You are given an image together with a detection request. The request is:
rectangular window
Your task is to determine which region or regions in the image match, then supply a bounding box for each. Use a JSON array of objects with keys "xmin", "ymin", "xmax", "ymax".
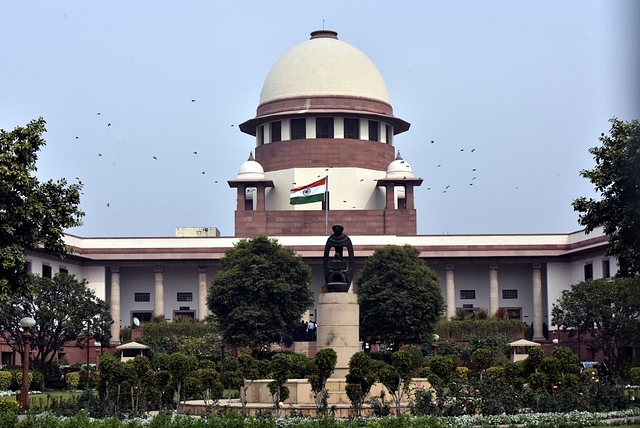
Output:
[
  {"xmin": 502, "ymin": 289, "xmax": 518, "ymax": 299},
  {"xmin": 271, "ymin": 121, "xmax": 281, "ymax": 142},
  {"xmin": 369, "ymin": 120, "xmax": 379, "ymax": 141},
  {"xmin": 174, "ymin": 310, "xmax": 195, "ymax": 321},
  {"xmin": 602, "ymin": 259, "xmax": 610, "ymax": 278},
  {"xmin": 134, "ymin": 292, "xmax": 151, "ymax": 302},
  {"xmin": 59, "ymin": 267, "xmax": 68, "ymax": 274},
  {"xmin": 316, "ymin": 118, "xmax": 334, "ymax": 138},
  {"xmin": 132, "ymin": 312, "xmax": 152, "ymax": 324},
  {"xmin": 584, "ymin": 263, "xmax": 593, "ymax": 281},
  {"xmin": 344, "ymin": 118, "xmax": 360, "ymax": 139},
  {"xmin": 386, "ymin": 124, "xmax": 393, "ymax": 144},
  {"xmin": 460, "ymin": 290, "xmax": 476, "ymax": 300},
  {"xmin": 177, "ymin": 292, "xmax": 193, "ymax": 302},
  {"xmin": 26, "ymin": 261, "xmax": 32, "ymax": 274},
  {"xmin": 290, "ymin": 118, "xmax": 306, "ymax": 140},
  {"xmin": 42, "ymin": 265, "xmax": 52, "ymax": 279}
]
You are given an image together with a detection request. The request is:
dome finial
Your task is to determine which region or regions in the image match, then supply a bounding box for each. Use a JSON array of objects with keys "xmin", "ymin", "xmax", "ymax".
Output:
[
  {"xmin": 310, "ymin": 30, "xmax": 338, "ymax": 40},
  {"xmin": 248, "ymin": 151, "xmax": 255, "ymax": 161},
  {"xmin": 396, "ymin": 150, "xmax": 403, "ymax": 160}
]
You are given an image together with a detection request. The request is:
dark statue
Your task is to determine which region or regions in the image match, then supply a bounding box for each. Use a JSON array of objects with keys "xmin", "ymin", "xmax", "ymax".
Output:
[{"xmin": 323, "ymin": 224, "xmax": 354, "ymax": 292}]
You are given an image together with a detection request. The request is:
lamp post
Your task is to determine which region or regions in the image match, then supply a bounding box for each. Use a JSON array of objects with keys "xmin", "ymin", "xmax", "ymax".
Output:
[
  {"xmin": 19, "ymin": 317, "xmax": 36, "ymax": 409},
  {"xmin": 432, "ymin": 334, "xmax": 440, "ymax": 356}
]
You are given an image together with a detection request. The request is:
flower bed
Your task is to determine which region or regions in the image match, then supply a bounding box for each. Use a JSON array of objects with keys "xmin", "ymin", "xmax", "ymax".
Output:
[{"xmin": 1, "ymin": 408, "xmax": 639, "ymax": 428}]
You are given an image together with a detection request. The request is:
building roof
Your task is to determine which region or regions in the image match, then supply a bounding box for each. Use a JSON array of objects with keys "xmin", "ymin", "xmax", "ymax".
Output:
[{"xmin": 259, "ymin": 30, "xmax": 390, "ymax": 106}]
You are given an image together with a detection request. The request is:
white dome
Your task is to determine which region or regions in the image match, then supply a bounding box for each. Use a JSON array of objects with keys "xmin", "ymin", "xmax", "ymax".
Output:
[
  {"xmin": 237, "ymin": 153, "xmax": 264, "ymax": 179},
  {"xmin": 386, "ymin": 152, "xmax": 414, "ymax": 178},
  {"xmin": 259, "ymin": 30, "xmax": 390, "ymax": 105}
]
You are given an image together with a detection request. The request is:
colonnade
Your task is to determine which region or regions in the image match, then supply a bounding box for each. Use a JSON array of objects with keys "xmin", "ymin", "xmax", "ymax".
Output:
[
  {"xmin": 445, "ymin": 263, "xmax": 545, "ymax": 341},
  {"xmin": 109, "ymin": 266, "xmax": 209, "ymax": 344}
]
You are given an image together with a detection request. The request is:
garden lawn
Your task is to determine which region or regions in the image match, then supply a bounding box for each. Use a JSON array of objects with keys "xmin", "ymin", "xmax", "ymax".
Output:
[{"xmin": 5, "ymin": 390, "xmax": 87, "ymax": 410}]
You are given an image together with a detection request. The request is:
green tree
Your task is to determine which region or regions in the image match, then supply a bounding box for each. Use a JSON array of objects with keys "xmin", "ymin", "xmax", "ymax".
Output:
[
  {"xmin": 158, "ymin": 352, "xmax": 198, "ymax": 414},
  {"xmin": 356, "ymin": 245, "xmax": 445, "ymax": 347},
  {"xmin": 572, "ymin": 118, "xmax": 640, "ymax": 277},
  {"xmin": 526, "ymin": 346, "xmax": 545, "ymax": 374},
  {"xmin": 345, "ymin": 352, "xmax": 379, "ymax": 417},
  {"xmin": 0, "ymin": 273, "xmax": 112, "ymax": 378},
  {"xmin": 378, "ymin": 349, "xmax": 414, "ymax": 415},
  {"xmin": 307, "ymin": 348, "xmax": 337, "ymax": 416},
  {"xmin": 471, "ymin": 348, "xmax": 492, "ymax": 380},
  {"xmin": 268, "ymin": 353, "xmax": 293, "ymax": 416},
  {"xmin": 226, "ymin": 353, "xmax": 269, "ymax": 416},
  {"xmin": 207, "ymin": 236, "xmax": 314, "ymax": 351},
  {"xmin": 552, "ymin": 277, "xmax": 640, "ymax": 368},
  {"xmin": 0, "ymin": 117, "xmax": 84, "ymax": 296},
  {"xmin": 200, "ymin": 368, "xmax": 223, "ymax": 407}
]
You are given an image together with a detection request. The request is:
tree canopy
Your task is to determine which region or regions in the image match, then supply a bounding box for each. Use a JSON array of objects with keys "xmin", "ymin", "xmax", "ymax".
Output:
[
  {"xmin": 0, "ymin": 118, "xmax": 84, "ymax": 296},
  {"xmin": 356, "ymin": 244, "xmax": 445, "ymax": 346},
  {"xmin": 572, "ymin": 118, "xmax": 640, "ymax": 277},
  {"xmin": 551, "ymin": 276, "xmax": 640, "ymax": 367},
  {"xmin": 0, "ymin": 273, "xmax": 112, "ymax": 373},
  {"xmin": 207, "ymin": 235, "xmax": 314, "ymax": 351}
]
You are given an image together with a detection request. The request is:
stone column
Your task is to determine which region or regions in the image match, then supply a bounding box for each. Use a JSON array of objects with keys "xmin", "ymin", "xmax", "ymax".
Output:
[
  {"xmin": 154, "ymin": 267, "xmax": 164, "ymax": 318},
  {"xmin": 532, "ymin": 263, "xmax": 544, "ymax": 340},
  {"xmin": 489, "ymin": 264, "xmax": 499, "ymax": 317},
  {"xmin": 445, "ymin": 264, "xmax": 456, "ymax": 320},
  {"xmin": 384, "ymin": 184, "xmax": 395, "ymax": 210},
  {"xmin": 198, "ymin": 267, "xmax": 208, "ymax": 320},
  {"xmin": 110, "ymin": 267, "xmax": 120, "ymax": 345},
  {"xmin": 405, "ymin": 185, "xmax": 415, "ymax": 209}
]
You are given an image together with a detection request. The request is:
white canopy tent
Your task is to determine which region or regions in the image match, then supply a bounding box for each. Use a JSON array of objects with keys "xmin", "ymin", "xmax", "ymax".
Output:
[{"xmin": 507, "ymin": 339, "xmax": 541, "ymax": 362}]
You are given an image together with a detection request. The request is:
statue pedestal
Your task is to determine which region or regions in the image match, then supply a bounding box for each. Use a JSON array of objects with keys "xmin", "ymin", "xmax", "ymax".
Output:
[{"xmin": 317, "ymin": 292, "xmax": 360, "ymax": 378}]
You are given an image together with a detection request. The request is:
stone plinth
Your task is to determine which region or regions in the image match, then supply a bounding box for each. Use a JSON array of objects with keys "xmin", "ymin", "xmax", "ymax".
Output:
[{"xmin": 317, "ymin": 292, "xmax": 360, "ymax": 378}]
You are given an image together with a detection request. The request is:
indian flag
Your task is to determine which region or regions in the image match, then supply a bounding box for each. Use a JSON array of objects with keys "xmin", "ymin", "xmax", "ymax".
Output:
[{"xmin": 290, "ymin": 177, "xmax": 327, "ymax": 205}]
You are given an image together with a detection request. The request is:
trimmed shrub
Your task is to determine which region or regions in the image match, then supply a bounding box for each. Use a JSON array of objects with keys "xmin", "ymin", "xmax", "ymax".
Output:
[
  {"xmin": 0, "ymin": 371, "xmax": 12, "ymax": 391},
  {"xmin": 630, "ymin": 367, "xmax": 640, "ymax": 385},
  {"xmin": 65, "ymin": 371, "xmax": 80, "ymax": 390}
]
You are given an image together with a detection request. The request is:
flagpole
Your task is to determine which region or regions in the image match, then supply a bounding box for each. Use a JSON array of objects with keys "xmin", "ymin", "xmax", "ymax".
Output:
[{"xmin": 325, "ymin": 175, "xmax": 329, "ymax": 235}]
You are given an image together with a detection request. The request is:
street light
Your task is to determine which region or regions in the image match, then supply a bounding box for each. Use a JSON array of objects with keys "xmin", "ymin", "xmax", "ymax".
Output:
[
  {"xmin": 19, "ymin": 316, "xmax": 36, "ymax": 409},
  {"xmin": 432, "ymin": 334, "xmax": 440, "ymax": 356}
]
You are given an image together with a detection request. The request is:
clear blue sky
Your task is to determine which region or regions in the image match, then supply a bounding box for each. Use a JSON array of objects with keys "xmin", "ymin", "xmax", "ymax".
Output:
[{"xmin": 2, "ymin": 1, "xmax": 638, "ymax": 237}]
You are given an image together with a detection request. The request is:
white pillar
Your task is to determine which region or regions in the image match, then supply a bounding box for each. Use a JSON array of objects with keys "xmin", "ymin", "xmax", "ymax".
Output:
[
  {"xmin": 154, "ymin": 267, "xmax": 164, "ymax": 318},
  {"xmin": 445, "ymin": 264, "xmax": 456, "ymax": 319},
  {"xmin": 489, "ymin": 264, "xmax": 499, "ymax": 316},
  {"xmin": 532, "ymin": 263, "xmax": 544, "ymax": 340},
  {"xmin": 110, "ymin": 267, "xmax": 120, "ymax": 345},
  {"xmin": 198, "ymin": 267, "xmax": 208, "ymax": 320}
]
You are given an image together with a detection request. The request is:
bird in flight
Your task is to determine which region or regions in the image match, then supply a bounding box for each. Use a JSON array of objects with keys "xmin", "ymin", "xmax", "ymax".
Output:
[
  {"xmin": 107, "ymin": 123, "xmax": 111, "ymax": 127},
  {"xmin": 153, "ymin": 156, "xmax": 157, "ymax": 160},
  {"xmin": 191, "ymin": 99, "xmax": 196, "ymax": 102},
  {"xmin": 98, "ymin": 153, "xmax": 102, "ymax": 156},
  {"xmin": 193, "ymin": 151, "xmax": 198, "ymax": 155},
  {"xmin": 471, "ymin": 148, "xmax": 476, "ymax": 152},
  {"xmin": 472, "ymin": 168, "xmax": 477, "ymax": 171},
  {"xmin": 106, "ymin": 203, "xmax": 110, "ymax": 207}
]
